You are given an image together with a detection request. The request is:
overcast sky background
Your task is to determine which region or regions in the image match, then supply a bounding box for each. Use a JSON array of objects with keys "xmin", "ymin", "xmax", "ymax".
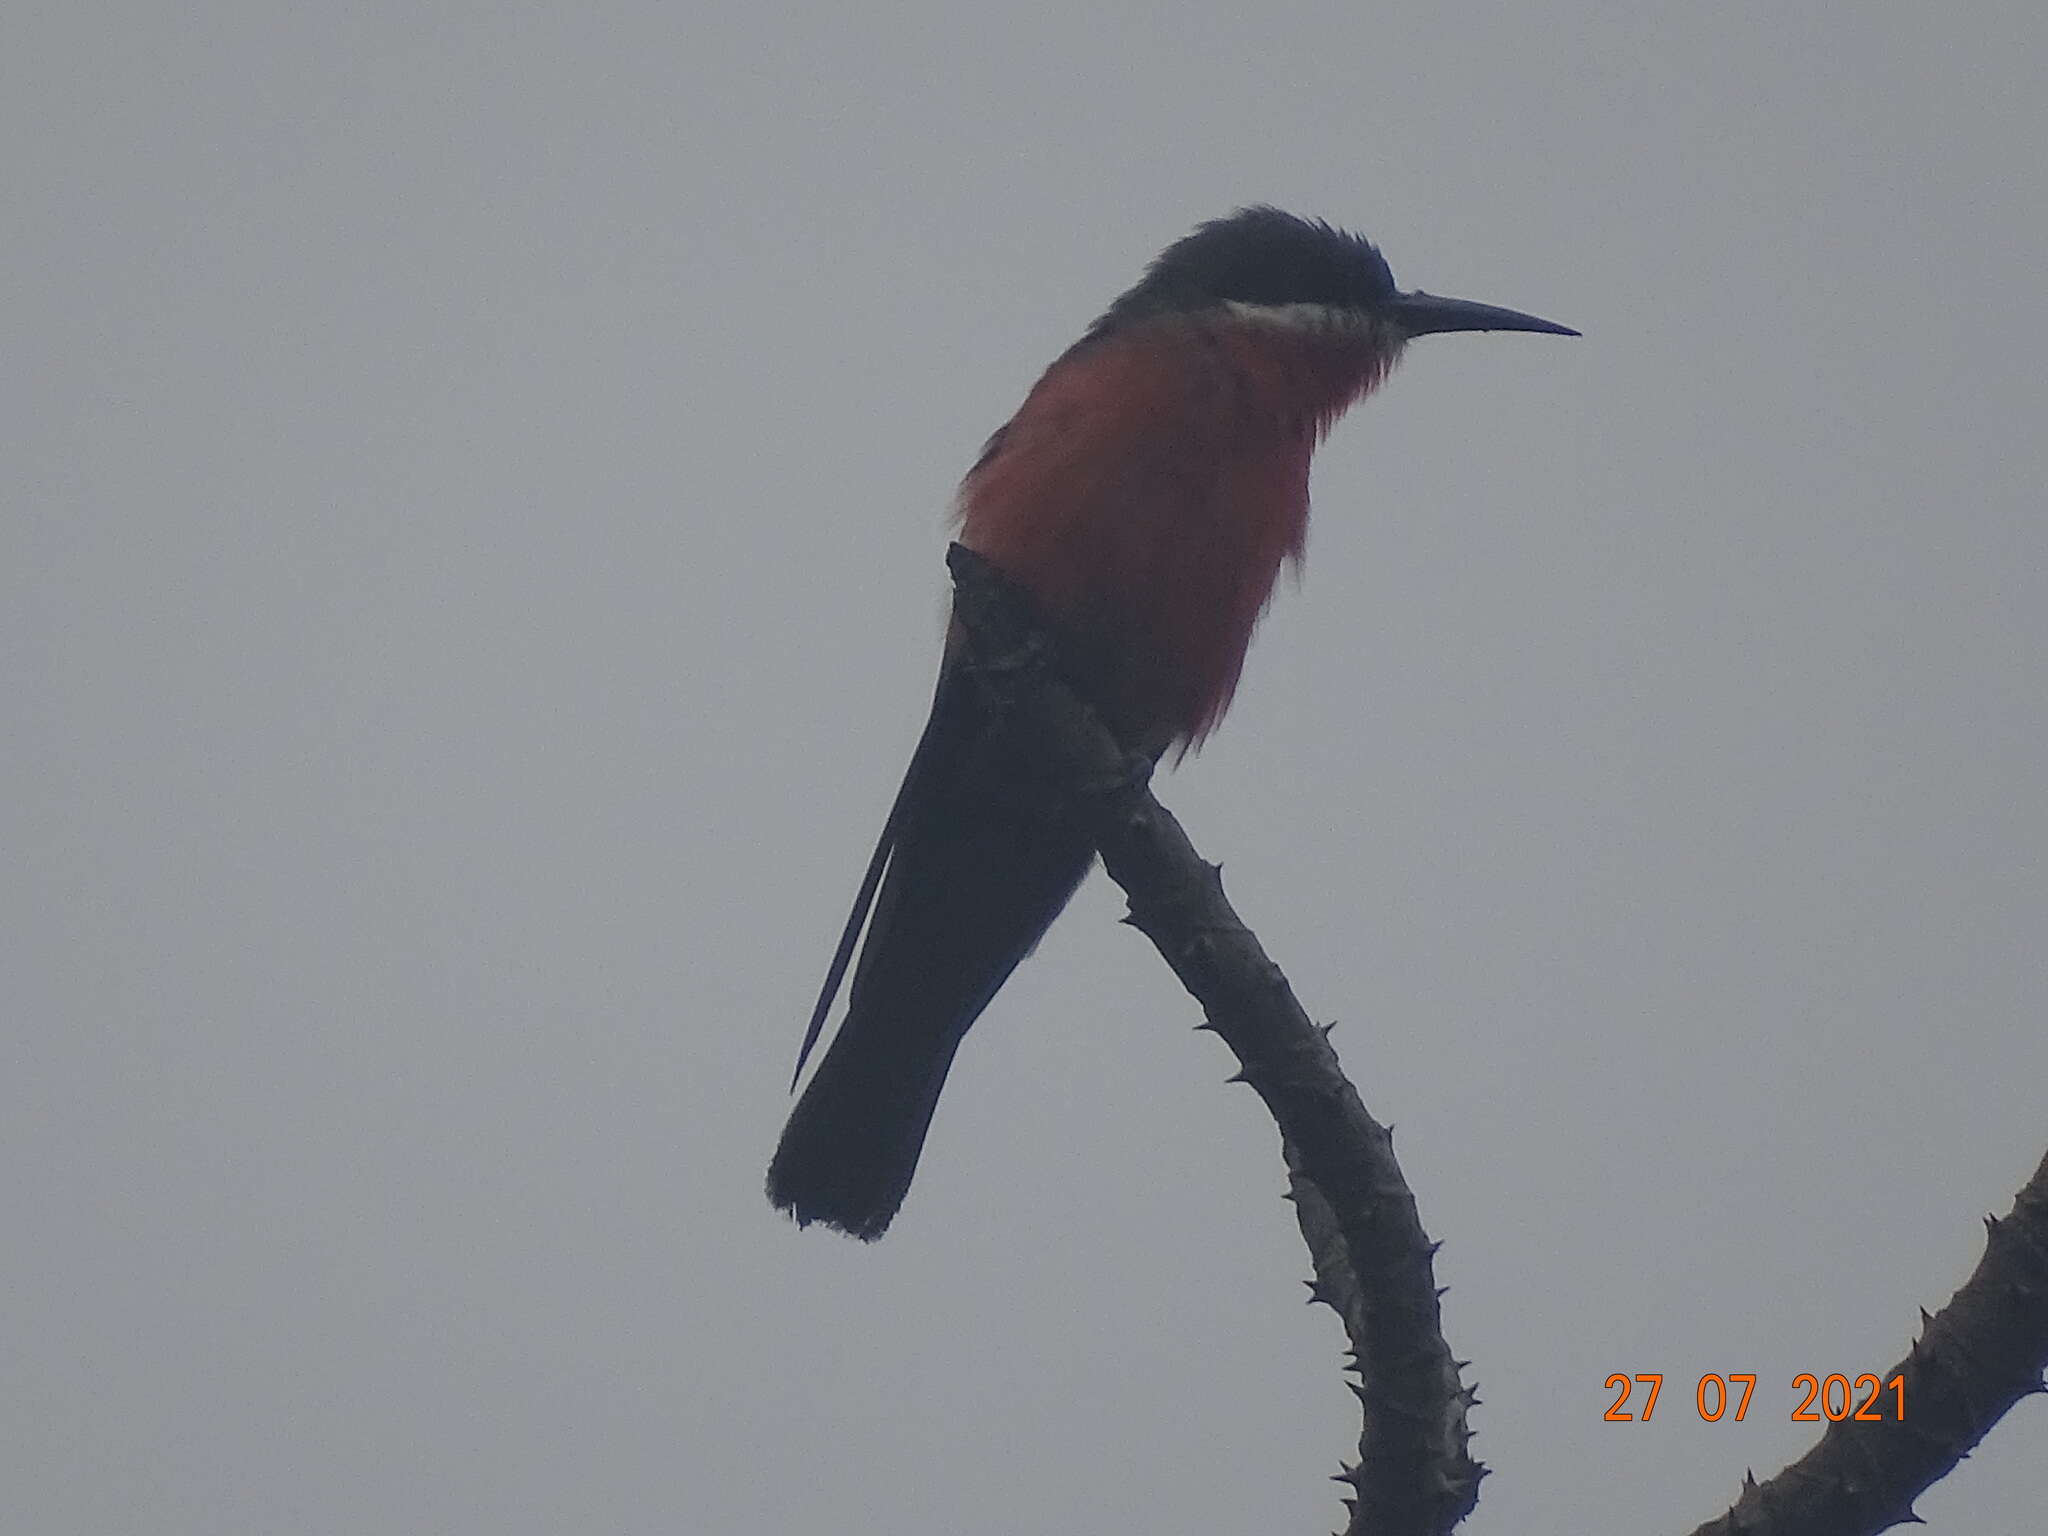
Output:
[{"xmin": 8, "ymin": 4, "xmax": 2045, "ymax": 1532}]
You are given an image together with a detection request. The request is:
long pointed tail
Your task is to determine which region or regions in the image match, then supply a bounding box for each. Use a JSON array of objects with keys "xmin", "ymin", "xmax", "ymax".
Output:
[{"xmin": 768, "ymin": 666, "xmax": 1094, "ymax": 1239}]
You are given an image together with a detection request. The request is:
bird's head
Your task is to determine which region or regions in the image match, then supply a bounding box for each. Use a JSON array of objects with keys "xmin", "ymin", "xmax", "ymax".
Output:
[{"xmin": 1084, "ymin": 205, "xmax": 1578, "ymax": 350}]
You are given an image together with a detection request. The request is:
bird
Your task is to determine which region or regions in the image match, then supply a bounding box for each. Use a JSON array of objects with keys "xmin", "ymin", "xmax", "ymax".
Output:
[{"xmin": 768, "ymin": 207, "xmax": 1576, "ymax": 1239}]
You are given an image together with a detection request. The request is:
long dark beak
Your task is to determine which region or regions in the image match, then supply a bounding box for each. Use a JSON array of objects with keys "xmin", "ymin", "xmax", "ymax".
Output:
[{"xmin": 1382, "ymin": 289, "xmax": 1579, "ymax": 338}]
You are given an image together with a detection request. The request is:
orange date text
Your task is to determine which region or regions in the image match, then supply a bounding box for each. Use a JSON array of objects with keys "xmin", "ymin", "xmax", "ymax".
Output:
[{"xmin": 1603, "ymin": 1373, "xmax": 1905, "ymax": 1423}]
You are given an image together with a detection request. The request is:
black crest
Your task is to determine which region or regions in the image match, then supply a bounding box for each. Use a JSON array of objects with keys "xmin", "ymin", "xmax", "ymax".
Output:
[{"xmin": 1087, "ymin": 207, "xmax": 1397, "ymax": 339}]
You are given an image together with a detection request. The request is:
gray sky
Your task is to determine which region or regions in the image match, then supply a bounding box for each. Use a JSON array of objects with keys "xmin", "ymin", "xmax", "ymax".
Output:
[{"xmin": 8, "ymin": 3, "xmax": 2045, "ymax": 1532}]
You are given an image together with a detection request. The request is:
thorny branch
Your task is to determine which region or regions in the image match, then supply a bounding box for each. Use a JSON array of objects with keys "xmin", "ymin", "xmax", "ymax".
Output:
[
  {"xmin": 947, "ymin": 543, "xmax": 1481, "ymax": 1536},
  {"xmin": 1686, "ymin": 1147, "xmax": 2048, "ymax": 1536}
]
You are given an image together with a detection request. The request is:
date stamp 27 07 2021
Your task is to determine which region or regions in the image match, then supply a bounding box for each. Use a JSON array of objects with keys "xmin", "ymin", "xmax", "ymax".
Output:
[{"xmin": 1604, "ymin": 1372, "xmax": 1906, "ymax": 1424}]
